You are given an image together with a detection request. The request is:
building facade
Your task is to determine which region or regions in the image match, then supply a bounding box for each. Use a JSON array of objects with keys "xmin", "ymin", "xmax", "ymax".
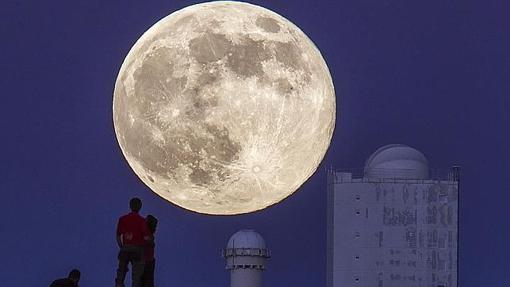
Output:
[{"xmin": 327, "ymin": 145, "xmax": 459, "ymax": 287}]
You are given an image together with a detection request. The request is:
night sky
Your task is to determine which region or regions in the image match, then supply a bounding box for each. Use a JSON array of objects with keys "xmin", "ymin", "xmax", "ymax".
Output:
[{"xmin": 2, "ymin": 1, "xmax": 509, "ymax": 286}]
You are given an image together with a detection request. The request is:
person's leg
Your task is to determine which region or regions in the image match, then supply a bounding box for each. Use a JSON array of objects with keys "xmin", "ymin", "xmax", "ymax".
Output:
[
  {"xmin": 140, "ymin": 264, "xmax": 146, "ymax": 286},
  {"xmin": 130, "ymin": 248, "xmax": 145, "ymax": 287},
  {"xmin": 142, "ymin": 260, "xmax": 155, "ymax": 287},
  {"xmin": 115, "ymin": 250, "xmax": 130, "ymax": 287}
]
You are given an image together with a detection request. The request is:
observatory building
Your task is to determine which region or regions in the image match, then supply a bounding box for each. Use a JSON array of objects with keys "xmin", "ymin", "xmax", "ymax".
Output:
[
  {"xmin": 223, "ymin": 229, "xmax": 271, "ymax": 287},
  {"xmin": 327, "ymin": 144, "xmax": 459, "ymax": 287}
]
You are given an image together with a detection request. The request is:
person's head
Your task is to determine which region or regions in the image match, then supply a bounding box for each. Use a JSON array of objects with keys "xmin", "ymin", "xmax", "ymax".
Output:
[
  {"xmin": 129, "ymin": 197, "xmax": 142, "ymax": 213},
  {"xmin": 68, "ymin": 269, "xmax": 80, "ymax": 284},
  {"xmin": 146, "ymin": 215, "xmax": 158, "ymax": 234}
]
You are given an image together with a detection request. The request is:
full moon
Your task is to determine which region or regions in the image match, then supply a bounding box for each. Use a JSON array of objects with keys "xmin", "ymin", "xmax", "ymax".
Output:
[{"xmin": 113, "ymin": 1, "xmax": 336, "ymax": 215}]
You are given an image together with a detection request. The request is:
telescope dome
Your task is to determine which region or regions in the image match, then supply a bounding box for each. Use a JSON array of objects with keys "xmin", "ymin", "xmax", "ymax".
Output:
[
  {"xmin": 226, "ymin": 229, "xmax": 266, "ymax": 250},
  {"xmin": 364, "ymin": 144, "xmax": 429, "ymax": 179}
]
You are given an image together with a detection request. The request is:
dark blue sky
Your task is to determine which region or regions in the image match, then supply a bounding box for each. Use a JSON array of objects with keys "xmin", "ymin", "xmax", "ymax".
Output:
[{"xmin": 1, "ymin": 0, "xmax": 509, "ymax": 286}]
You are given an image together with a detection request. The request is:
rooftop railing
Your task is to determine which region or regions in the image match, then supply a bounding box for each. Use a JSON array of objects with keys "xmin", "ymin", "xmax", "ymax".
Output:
[{"xmin": 326, "ymin": 166, "xmax": 460, "ymax": 183}]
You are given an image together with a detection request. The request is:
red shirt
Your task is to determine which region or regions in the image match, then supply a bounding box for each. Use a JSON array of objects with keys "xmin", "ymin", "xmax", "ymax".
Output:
[{"xmin": 116, "ymin": 212, "xmax": 149, "ymax": 246}]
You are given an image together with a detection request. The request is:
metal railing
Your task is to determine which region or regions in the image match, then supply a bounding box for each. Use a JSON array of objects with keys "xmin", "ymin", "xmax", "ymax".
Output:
[{"xmin": 326, "ymin": 166, "xmax": 460, "ymax": 183}]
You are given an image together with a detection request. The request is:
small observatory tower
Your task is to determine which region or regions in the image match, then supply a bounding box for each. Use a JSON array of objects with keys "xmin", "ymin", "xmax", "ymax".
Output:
[{"xmin": 223, "ymin": 229, "xmax": 271, "ymax": 287}]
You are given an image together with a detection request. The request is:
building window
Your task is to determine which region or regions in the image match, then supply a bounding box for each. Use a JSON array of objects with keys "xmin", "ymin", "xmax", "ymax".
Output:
[
  {"xmin": 355, "ymin": 277, "xmax": 360, "ymax": 282},
  {"xmin": 355, "ymin": 232, "xmax": 360, "ymax": 239},
  {"xmin": 356, "ymin": 210, "xmax": 360, "ymax": 215},
  {"xmin": 355, "ymin": 255, "xmax": 360, "ymax": 260},
  {"xmin": 355, "ymin": 195, "xmax": 361, "ymax": 201}
]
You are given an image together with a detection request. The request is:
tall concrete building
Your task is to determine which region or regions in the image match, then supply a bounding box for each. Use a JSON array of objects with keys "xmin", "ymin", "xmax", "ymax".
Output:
[{"xmin": 327, "ymin": 144, "xmax": 459, "ymax": 287}]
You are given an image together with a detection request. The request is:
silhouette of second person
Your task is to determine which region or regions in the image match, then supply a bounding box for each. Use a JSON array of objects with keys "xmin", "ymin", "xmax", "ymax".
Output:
[
  {"xmin": 141, "ymin": 215, "xmax": 158, "ymax": 287},
  {"xmin": 115, "ymin": 198, "xmax": 150, "ymax": 287}
]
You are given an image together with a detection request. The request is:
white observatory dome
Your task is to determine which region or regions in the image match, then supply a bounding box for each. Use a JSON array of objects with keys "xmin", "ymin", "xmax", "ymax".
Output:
[
  {"xmin": 226, "ymin": 229, "xmax": 266, "ymax": 250},
  {"xmin": 364, "ymin": 144, "xmax": 429, "ymax": 179}
]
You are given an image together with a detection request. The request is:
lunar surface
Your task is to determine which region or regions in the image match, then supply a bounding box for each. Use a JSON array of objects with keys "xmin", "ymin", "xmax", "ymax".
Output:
[{"xmin": 113, "ymin": 1, "xmax": 336, "ymax": 215}]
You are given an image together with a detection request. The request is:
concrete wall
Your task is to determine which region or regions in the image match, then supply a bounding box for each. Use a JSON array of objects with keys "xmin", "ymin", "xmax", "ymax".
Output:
[{"xmin": 327, "ymin": 175, "xmax": 458, "ymax": 287}]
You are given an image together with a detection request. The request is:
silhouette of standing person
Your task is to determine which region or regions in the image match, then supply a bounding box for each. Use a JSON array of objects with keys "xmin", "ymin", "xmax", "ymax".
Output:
[
  {"xmin": 115, "ymin": 198, "xmax": 150, "ymax": 287},
  {"xmin": 141, "ymin": 215, "xmax": 158, "ymax": 287},
  {"xmin": 49, "ymin": 269, "xmax": 80, "ymax": 287}
]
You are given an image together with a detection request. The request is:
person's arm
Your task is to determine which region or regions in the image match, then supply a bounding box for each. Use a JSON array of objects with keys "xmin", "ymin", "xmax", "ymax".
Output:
[
  {"xmin": 146, "ymin": 234, "xmax": 155, "ymax": 247},
  {"xmin": 142, "ymin": 222, "xmax": 153, "ymax": 245},
  {"xmin": 116, "ymin": 218, "xmax": 123, "ymax": 248},
  {"xmin": 116, "ymin": 234, "xmax": 123, "ymax": 248}
]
